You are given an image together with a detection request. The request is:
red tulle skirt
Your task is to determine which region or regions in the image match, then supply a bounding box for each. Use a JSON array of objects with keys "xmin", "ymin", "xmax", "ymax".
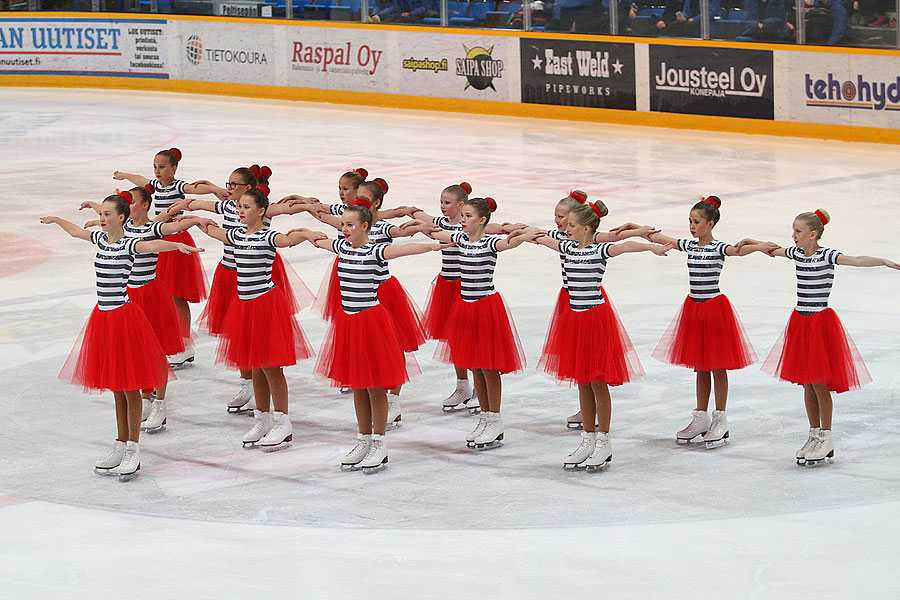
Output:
[
  {"xmin": 762, "ymin": 308, "xmax": 871, "ymax": 393},
  {"xmin": 216, "ymin": 287, "xmax": 314, "ymax": 371},
  {"xmin": 437, "ymin": 292, "xmax": 525, "ymax": 374},
  {"xmin": 377, "ymin": 275, "xmax": 426, "ymax": 353},
  {"xmin": 539, "ymin": 288, "xmax": 573, "ymax": 371},
  {"xmin": 156, "ymin": 230, "xmax": 208, "ymax": 303},
  {"xmin": 197, "ymin": 263, "xmax": 236, "ymax": 336},
  {"xmin": 539, "ymin": 298, "xmax": 643, "ymax": 386},
  {"xmin": 652, "ymin": 294, "xmax": 757, "ymax": 372},
  {"xmin": 315, "ymin": 303, "xmax": 410, "ymax": 390},
  {"xmin": 272, "ymin": 251, "xmax": 315, "ymax": 314},
  {"xmin": 422, "ymin": 275, "xmax": 461, "ymax": 341},
  {"xmin": 59, "ymin": 303, "xmax": 175, "ymax": 393},
  {"xmin": 126, "ymin": 279, "xmax": 188, "ymax": 355},
  {"xmin": 313, "ymin": 257, "xmax": 341, "ymax": 322}
]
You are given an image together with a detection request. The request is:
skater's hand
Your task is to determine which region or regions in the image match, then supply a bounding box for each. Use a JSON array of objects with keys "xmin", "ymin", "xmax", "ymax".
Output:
[
  {"xmin": 434, "ymin": 242, "xmax": 455, "ymax": 251},
  {"xmin": 112, "ymin": 171, "xmax": 127, "ymax": 181},
  {"xmin": 734, "ymin": 237, "xmax": 763, "ymax": 250},
  {"xmin": 83, "ymin": 219, "xmax": 100, "ymax": 229},
  {"xmin": 177, "ymin": 243, "xmax": 203, "ymax": 254},
  {"xmin": 651, "ymin": 241, "xmax": 676, "ymax": 255},
  {"xmin": 40, "ymin": 216, "xmax": 60, "ymax": 225}
]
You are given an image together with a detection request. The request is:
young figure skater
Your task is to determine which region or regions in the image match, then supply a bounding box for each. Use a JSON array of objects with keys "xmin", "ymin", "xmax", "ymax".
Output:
[
  {"xmin": 310, "ymin": 198, "xmax": 447, "ymax": 472},
  {"xmin": 426, "ymin": 197, "xmax": 533, "ymax": 450},
  {"xmin": 170, "ymin": 165, "xmax": 314, "ymax": 414},
  {"xmin": 407, "ymin": 182, "xmax": 479, "ymax": 413},
  {"xmin": 195, "ymin": 189, "xmax": 322, "ymax": 451},
  {"xmin": 42, "ymin": 194, "xmax": 202, "ymax": 481},
  {"xmin": 515, "ymin": 190, "xmax": 656, "ymax": 430},
  {"xmin": 532, "ymin": 201, "xmax": 671, "ymax": 470},
  {"xmin": 738, "ymin": 209, "xmax": 898, "ymax": 465},
  {"xmin": 113, "ymin": 148, "xmax": 219, "ymax": 366},
  {"xmin": 312, "ymin": 178, "xmax": 433, "ymax": 428},
  {"xmin": 640, "ymin": 196, "xmax": 777, "ymax": 449},
  {"xmin": 82, "ymin": 187, "xmax": 213, "ymax": 432}
]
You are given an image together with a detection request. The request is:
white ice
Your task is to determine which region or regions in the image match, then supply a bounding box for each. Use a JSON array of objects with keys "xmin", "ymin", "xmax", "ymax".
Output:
[{"xmin": 0, "ymin": 87, "xmax": 899, "ymax": 599}]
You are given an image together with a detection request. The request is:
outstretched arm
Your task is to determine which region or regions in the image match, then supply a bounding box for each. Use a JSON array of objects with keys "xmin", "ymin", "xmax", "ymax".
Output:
[
  {"xmin": 273, "ymin": 228, "xmax": 329, "ymax": 249},
  {"xmin": 380, "ymin": 206, "xmax": 417, "ymax": 220},
  {"xmin": 40, "ymin": 216, "xmax": 92, "ymax": 241},
  {"xmin": 735, "ymin": 238, "xmax": 787, "ymax": 258},
  {"xmin": 309, "ymin": 235, "xmax": 336, "ymax": 252},
  {"xmin": 422, "ymin": 227, "xmax": 453, "ymax": 244},
  {"xmin": 595, "ymin": 224, "xmax": 660, "ymax": 243},
  {"xmin": 497, "ymin": 229, "xmax": 539, "ymax": 252},
  {"xmin": 135, "ymin": 240, "xmax": 204, "ymax": 255},
  {"xmin": 383, "ymin": 241, "xmax": 450, "ymax": 260},
  {"xmin": 725, "ymin": 241, "xmax": 781, "ymax": 257},
  {"xmin": 644, "ymin": 231, "xmax": 678, "ymax": 246},
  {"xmin": 183, "ymin": 181, "xmax": 224, "ymax": 196},
  {"xmin": 113, "ymin": 171, "xmax": 151, "ymax": 187},
  {"xmin": 837, "ymin": 254, "xmax": 900, "ymax": 269},
  {"xmin": 195, "ymin": 221, "xmax": 229, "ymax": 243},
  {"xmin": 78, "ymin": 201, "xmax": 102, "ymax": 215},
  {"xmin": 390, "ymin": 220, "xmax": 436, "ymax": 238},
  {"xmin": 531, "ymin": 232, "xmax": 562, "ymax": 251},
  {"xmin": 408, "ymin": 207, "xmax": 434, "ymax": 222},
  {"xmin": 608, "ymin": 240, "xmax": 674, "ymax": 257},
  {"xmin": 160, "ymin": 216, "xmax": 216, "ymax": 236}
]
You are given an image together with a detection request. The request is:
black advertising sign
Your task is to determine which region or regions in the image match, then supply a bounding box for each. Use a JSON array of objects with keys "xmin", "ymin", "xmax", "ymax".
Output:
[
  {"xmin": 649, "ymin": 45, "xmax": 774, "ymax": 119},
  {"xmin": 520, "ymin": 39, "xmax": 636, "ymax": 110}
]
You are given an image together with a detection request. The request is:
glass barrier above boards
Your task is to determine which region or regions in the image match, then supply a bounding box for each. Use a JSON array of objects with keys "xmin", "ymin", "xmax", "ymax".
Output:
[{"xmin": 1, "ymin": 0, "xmax": 897, "ymax": 48}]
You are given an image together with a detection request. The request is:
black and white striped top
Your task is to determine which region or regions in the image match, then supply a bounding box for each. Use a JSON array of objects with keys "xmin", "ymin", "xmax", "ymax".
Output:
[
  {"xmin": 330, "ymin": 203, "xmax": 347, "ymax": 241},
  {"xmin": 152, "ymin": 179, "xmax": 187, "ymax": 219},
  {"xmin": 91, "ymin": 231, "xmax": 139, "ymax": 311},
  {"xmin": 226, "ymin": 227, "xmax": 279, "ymax": 301},
  {"xmin": 435, "ymin": 216, "xmax": 463, "ymax": 280},
  {"xmin": 214, "ymin": 199, "xmax": 242, "ymax": 271},
  {"xmin": 677, "ymin": 239, "xmax": 731, "ymax": 301},
  {"xmin": 547, "ymin": 229, "xmax": 569, "ymax": 290},
  {"xmin": 452, "ymin": 232, "xmax": 502, "ymax": 302},
  {"xmin": 333, "ymin": 239, "xmax": 389, "ymax": 313},
  {"xmin": 559, "ymin": 240, "xmax": 612, "ymax": 310},
  {"xmin": 123, "ymin": 220, "xmax": 164, "ymax": 288},
  {"xmin": 785, "ymin": 246, "xmax": 842, "ymax": 313},
  {"xmin": 368, "ymin": 220, "xmax": 394, "ymax": 285}
]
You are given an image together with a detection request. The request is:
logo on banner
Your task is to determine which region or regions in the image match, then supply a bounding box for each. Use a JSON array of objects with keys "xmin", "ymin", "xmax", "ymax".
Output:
[
  {"xmin": 292, "ymin": 41, "xmax": 382, "ymax": 75},
  {"xmin": 185, "ymin": 35, "xmax": 202, "ymax": 65},
  {"xmin": 653, "ymin": 63, "xmax": 767, "ymax": 98},
  {"xmin": 648, "ymin": 46, "xmax": 773, "ymax": 119},
  {"xmin": 456, "ymin": 45, "xmax": 503, "ymax": 91},
  {"xmin": 520, "ymin": 39, "xmax": 635, "ymax": 109},
  {"xmin": 184, "ymin": 34, "xmax": 268, "ymax": 66},
  {"xmin": 402, "ymin": 57, "xmax": 449, "ymax": 73},
  {"xmin": 805, "ymin": 73, "xmax": 900, "ymax": 111}
]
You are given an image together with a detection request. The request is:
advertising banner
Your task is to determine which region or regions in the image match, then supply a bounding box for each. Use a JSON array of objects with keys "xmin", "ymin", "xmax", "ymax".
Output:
[
  {"xmin": 776, "ymin": 51, "xmax": 900, "ymax": 129},
  {"xmin": 649, "ymin": 45, "xmax": 773, "ymax": 119},
  {"xmin": 519, "ymin": 38, "xmax": 635, "ymax": 110},
  {"xmin": 0, "ymin": 17, "xmax": 167, "ymax": 78},
  {"xmin": 176, "ymin": 21, "xmax": 276, "ymax": 85},
  {"xmin": 286, "ymin": 27, "xmax": 391, "ymax": 93},
  {"xmin": 395, "ymin": 32, "xmax": 520, "ymax": 103}
]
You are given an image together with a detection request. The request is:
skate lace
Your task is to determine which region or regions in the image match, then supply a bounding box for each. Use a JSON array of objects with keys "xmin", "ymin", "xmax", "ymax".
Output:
[{"xmin": 121, "ymin": 447, "xmax": 135, "ymax": 468}]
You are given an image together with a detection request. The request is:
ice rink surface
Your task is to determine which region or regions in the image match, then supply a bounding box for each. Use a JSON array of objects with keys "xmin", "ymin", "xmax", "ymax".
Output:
[{"xmin": 1, "ymin": 87, "xmax": 899, "ymax": 599}]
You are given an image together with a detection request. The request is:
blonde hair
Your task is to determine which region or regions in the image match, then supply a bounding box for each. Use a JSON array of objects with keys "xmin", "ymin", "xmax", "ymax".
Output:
[
  {"xmin": 797, "ymin": 209, "xmax": 830, "ymax": 240},
  {"xmin": 569, "ymin": 201, "xmax": 608, "ymax": 233}
]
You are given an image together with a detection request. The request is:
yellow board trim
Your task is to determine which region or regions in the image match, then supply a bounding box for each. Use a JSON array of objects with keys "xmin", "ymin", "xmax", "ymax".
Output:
[{"xmin": 2, "ymin": 12, "xmax": 898, "ymax": 144}]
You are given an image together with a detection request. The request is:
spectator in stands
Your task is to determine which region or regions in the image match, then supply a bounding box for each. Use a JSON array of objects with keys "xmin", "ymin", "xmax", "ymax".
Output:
[
  {"xmin": 808, "ymin": 0, "xmax": 852, "ymax": 44},
  {"xmin": 739, "ymin": 0, "xmax": 789, "ymax": 40},
  {"xmin": 655, "ymin": 0, "xmax": 721, "ymax": 37},
  {"xmin": 552, "ymin": 0, "xmax": 631, "ymax": 32},
  {"xmin": 370, "ymin": 0, "xmax": 437, "ymax": 23}
]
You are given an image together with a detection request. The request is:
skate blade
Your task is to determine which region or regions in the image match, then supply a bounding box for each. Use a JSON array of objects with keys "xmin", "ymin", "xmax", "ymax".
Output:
[
  {"xmin": 227, "ymin": 405, "xmax": 253, "ymax": 414},
  {"xmin": 443, "ymin": 404, "xmax": 469, "ymax": 413},
  {"xmin": 362, "ymin": 458, "xmax": 388, "ymax": 474},
  {"xmin": 585, "ymin": 457, "xmax": 612, "ymax": 472},
  {"xmin": 676, "ymin": 433, "xmax": 706, "ymax": 445},
  {"xmin": 340, "ymin": 387, "xmax": 352, "ymax": 394},
  {"xmin": 340, "ymin": 463, "xmax": 363, "ymax": 472},
  {"xmin": 118, "ymin": 465, "xmax": 141, "ymax": 482},
  {"xmin": 804, "ymin": 452, "xmax": 835, "ymax": 467},
  {"xmin": 475, "ymin": 441, "xmax": 503, "ymax": 451},
  {"xmin": 563, "ymin": 462, "xmax": 587, "ymax": 470},
  {"xmin": 140, "ymin": 420, "xmax": 166, "ymax": 434},
  {"xmin": 242, "ymin": 441, "xmax": 260, "ymax": 449},
  {"xmin": 386, "ymin": 418, "xmax": 402, "ymax": 431},
  {"xmin": 704, "ymin": 438, "xmax": 729, "ymax": 450},
  {"xmin": 94, "ymin": 466, "xmax": 118, "ymax": 476},
  {"xmin": 169, "ymin": 357, "xmax": 195, "ymax": 370},
  {"xmin": 796, "ymin": 458, "xmax": 806, "ymax": 465},
  {"xmin": 566, "ymin": 422, "xmax": 584, "ymax": 430},
  {"xmin": 468, "ymin": 407, "xmax": 482, "ymax": 415}
]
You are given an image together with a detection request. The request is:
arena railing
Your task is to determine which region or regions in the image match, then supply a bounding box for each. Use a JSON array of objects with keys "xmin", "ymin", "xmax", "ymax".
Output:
[{"xmin": 2, "ymin": 0, "xmax": 898, "ymax": 49}]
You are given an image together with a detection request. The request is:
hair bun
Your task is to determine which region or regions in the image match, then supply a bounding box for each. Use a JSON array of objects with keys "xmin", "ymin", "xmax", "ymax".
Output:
[
  {"xmin": 257, "ymin": 184, "xmax": 270, "ymax": 196},
  {"xmin": 590, "ymin": 201, "xmax": 608, "ymax": 218},
  {"xmin": 170, "ymin": 148, "xmax": 182, "ymax": 161},
  {"xmin": 117, "ymin": 190, "xmax": 134, "ymax": 205},
  {"xmin": 814, "ymin": 209, "xmax": 830, "ymax": 225},
  {"xmin": 484, "ymin": 197, "xmax": 497, "ymax": 212},
  {"xmin": 460, "ymin": 181, "xmax": 473, "ymax": 195},
  {"xmin": 354, "ymin": 168, "xmax": 369, "ymax": 180},
  {"xmin": 373, "ymin": 178, "xmax": 389, "ymax": 194},
  {"xmin": 702, "ymin": 195, "xmax": 722, "ymax": 209},
  {"xmin": 249, "ymin": 164, "xmax": 261, "ymax": 177},
  {"xmin": 569, "ymin": 190, "xmax": 588, "ymax": 204},
  {"xmin": 352, "ymin": 197, "xmax": 372, "ymax": 209},
  {"xmin": 260, "ymin": 166, "xmax": 272, "ymax": 179},
  {"xmin": 143, "ymin": 183, "xmax": 155, "ymax": 195}
]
